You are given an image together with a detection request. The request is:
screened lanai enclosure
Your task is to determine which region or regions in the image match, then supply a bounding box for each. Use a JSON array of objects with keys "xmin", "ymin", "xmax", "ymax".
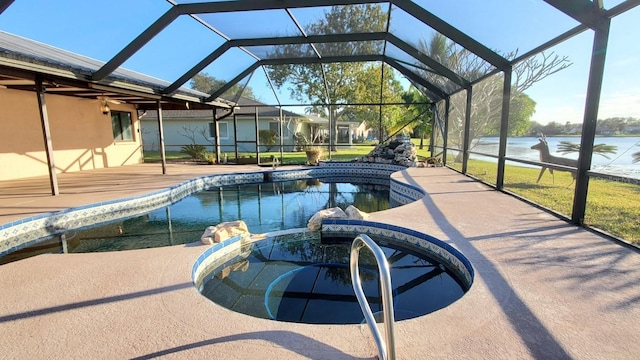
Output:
[{"xmin": 1, "ymin": 1, "xmax": 639, "ymax": 245}]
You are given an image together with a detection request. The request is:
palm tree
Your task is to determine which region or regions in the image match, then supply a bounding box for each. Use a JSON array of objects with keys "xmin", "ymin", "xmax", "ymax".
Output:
[
  {"xmin": 400, "ymin": 88, "xmax": 432, "ymax": 149},
  {"xmin": 557, "ymin": 141, "xmax": 618, "ymax": 159}
]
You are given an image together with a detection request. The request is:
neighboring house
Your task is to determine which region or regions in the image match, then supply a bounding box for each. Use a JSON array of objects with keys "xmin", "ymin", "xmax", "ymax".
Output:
[
  {"xmin": 141, "ymin": 97, "xmax": 305, "ymax": 154},
  {"xmin": 302, "ymin": 113, "xmax": 361, "ymax": 146},
  {"xmin": 141, "ymin": 98, "xmax": 359, "ymax": 157},
  {"xmin": 623, "ymin": 126, "xmax": 640, "ymax": 134},
  {"xmin": 351, "ymin": 120, "xmax": 376, "ymax": 143}
]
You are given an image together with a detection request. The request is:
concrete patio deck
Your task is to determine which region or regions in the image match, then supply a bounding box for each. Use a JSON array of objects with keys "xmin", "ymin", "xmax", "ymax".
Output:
[{"xmin": 1, "ymin": 163, "xmax": 639, "ymax": 359}]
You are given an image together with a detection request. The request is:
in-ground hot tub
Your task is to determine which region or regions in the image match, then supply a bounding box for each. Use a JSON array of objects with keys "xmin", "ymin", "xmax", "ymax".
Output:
[{"xmin": 192, "ymin": 222, "xmax": 474, "ymax": 324}]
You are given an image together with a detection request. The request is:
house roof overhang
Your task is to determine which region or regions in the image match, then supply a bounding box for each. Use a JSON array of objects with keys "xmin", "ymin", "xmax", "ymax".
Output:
[{"xmin": 0, "ymin": 31, "xmax": 231, "ymax": 111}]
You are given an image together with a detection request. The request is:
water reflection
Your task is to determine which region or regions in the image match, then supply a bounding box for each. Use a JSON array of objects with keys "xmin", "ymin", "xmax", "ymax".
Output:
[
  {"xmin": 200, "ymin": 234, "xmax": 464, "ymax": 324},
  {"xmin": 1, "ymin": 179, "xmax": 391, "ymax": 264}
]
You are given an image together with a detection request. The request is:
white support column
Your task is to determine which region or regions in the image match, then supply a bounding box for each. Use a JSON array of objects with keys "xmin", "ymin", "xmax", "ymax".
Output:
[
  {"xmin": 156, "ymin": 100, "xmax": 167, "ymax": 174},
  {"xmin": 36, "ymin": 77, "xmax": 59, "ymax": 195}
]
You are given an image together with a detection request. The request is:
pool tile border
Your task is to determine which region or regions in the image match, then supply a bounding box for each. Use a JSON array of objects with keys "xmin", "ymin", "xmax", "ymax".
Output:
[
  {"xmin": 191, "ymin": 227, "xmax": 316, "ymax": 287},
  {"xmin": 0, "ymin": 163, "xmax": 425, "ymax": 258},
  {"xmin": 0, "ymin": 171, "xmax": 263, "ymax": 256},
  {"xmin": 321, "ymin": 219, "xmax": 474, "ymax": 288},
  {"xmin": 191, "ymin": 222, "xmax": 474, "ymax": 296}
]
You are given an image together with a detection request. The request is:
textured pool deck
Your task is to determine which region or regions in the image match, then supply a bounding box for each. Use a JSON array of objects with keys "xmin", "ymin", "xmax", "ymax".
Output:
[{"xmin": 1, "ymin": 163, "xmax": 639, "ymax": 359}]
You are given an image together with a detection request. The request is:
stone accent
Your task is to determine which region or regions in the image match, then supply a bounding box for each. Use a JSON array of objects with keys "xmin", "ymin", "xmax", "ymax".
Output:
[
  {"xmin": 356, "ymin": 138, "xmax": 417, "ymax": 167},
  {"xmin": 345, "ymin": 205, "xmax": 369, "ymax": 220},
  {"xmin": 307, "ymin": 207, "xmax": 348, "ymax": 231},
  {"xmin": 307, "ymin": 205, "xmax": 369, "ymax": 231},
  {"xmin": 200, "ymin": 220, "xmax": 250, "ymax": 245}
]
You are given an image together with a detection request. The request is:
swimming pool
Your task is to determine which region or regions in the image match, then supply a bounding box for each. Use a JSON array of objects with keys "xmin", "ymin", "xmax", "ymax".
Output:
[
  {"xmin": 0, "ymin": 177, "xmax": 392, "ymax": 264},
  {"xmin": 197, "ymin": 230, "xmax": 468, "ymax": 324}
]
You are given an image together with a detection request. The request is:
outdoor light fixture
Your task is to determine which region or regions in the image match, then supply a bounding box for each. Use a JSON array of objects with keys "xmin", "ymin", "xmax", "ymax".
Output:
[{"xmin": 100, "ymin": 100, "xmax": 110, "ymax": 115}]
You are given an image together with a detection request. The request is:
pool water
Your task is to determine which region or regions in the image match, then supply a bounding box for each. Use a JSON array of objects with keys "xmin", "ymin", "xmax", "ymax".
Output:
[
  {"xmin": 1, "ymin": 178, "xmax": 391, "ymax": 264},
  {"xmin": 198, "ymin": 232, "xmax": 467, "ymax": 324}
]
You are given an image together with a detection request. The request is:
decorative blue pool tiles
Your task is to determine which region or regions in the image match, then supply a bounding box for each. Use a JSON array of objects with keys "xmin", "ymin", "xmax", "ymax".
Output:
[
  {"xmin": 319, "ymin": 161, "xmax": 406, "ymax": 173},
  {"xmin": 192, "ymin": 234, "xmax": 246, "ymax": 286},
  {"xmin": 0, "ymin": 171, "xmax": 264, "ymax": 257},
  {"xmin": 192, "ymin": 229, "xmax": 318, "ymax": 289},
  {"xmin": 321, "ymin": 219, "xmax": 474, "ymax": 287},
  {"xmin": 191, "ymin": 224, "xmax": 474, "ymax": 294},
  {"xmin": 1, "ymin": 164, "xmax": 429, "ymax": 259},
  {"xmin": 390, "ymin": 178, "xmax": 425, "ymax": 206},
  {"xmin": 270, "ymin": 162, "xmax": 406, "ymax": 182}
]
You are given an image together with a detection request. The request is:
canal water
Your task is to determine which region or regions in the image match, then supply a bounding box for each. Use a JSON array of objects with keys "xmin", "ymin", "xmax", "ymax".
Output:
[{"xmin": 469, "ymin": 136, "xmax": 640, "ymax": 179}]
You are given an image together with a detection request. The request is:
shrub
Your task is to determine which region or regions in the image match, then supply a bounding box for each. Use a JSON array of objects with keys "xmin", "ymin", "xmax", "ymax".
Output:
[
  {"xmin": 180, "ymin": 144, "xmax": 207, "ymax": 160},
  {"xmin": 204, "ymin": 152, "xmax": 216, "ymax": 165},
  {"xmin": 259, "ymin": 129, "xmax": 278, "ymax": 152}
]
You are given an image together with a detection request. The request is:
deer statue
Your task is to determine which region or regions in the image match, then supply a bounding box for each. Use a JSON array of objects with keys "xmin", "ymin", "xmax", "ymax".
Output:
[{"xmin": 530, "ymin": 136, "xmax": 578, "ymax": 184}]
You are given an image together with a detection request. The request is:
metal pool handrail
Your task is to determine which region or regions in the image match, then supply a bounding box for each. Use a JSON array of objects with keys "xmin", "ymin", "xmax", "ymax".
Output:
[{"xmin": 350, "ymin": 234, "xmax": 396, "ymax": 360}]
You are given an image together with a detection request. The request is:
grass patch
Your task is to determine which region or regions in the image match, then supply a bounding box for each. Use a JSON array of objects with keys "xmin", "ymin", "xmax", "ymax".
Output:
[
  {"xmin": 143, "ymin": 151, "xmax": 191, "ymax": 162},
  {"xmin": 465, "ymin": 159, "xmax": 640, "ymax": 244},
  {"xmin": 144, "ymin": 141, "xmax": 433, "ymax": 165}
]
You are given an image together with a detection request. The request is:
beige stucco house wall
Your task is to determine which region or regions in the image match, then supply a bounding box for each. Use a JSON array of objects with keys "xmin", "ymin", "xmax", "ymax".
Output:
[{"xmin": 0, "ymin": 88, "xmax": 143, "ymax": 181}]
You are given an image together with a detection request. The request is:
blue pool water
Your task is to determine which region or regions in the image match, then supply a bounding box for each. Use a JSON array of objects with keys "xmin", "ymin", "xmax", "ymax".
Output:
[
  {"xmin": 1, "ymin": 178, "xmax": 392, "ymax": 264},
  {"xmin": 198, "ymin": 232, "xmax": 467, "ymax": 324}
]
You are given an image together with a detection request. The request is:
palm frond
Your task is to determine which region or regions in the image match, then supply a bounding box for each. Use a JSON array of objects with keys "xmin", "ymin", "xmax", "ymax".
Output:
[
  {"xmin": 557, "ymin": 141, "xmax": 580, "ymax": 154},
  {"xmin": 592, "ymin": 144, "xmax": 618, "ymax": 159},
  {"xmin": 556, "ymin": 141, "xmax": 618, "ymax": 159}
]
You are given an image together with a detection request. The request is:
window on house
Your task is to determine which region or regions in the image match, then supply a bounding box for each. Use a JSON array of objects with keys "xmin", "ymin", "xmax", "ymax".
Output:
[
  {"xmin": 269, "ymin": 121, "xmax": 279, "ymax": 135},
  {"xmin": 209, "ymin": 121, "xmax": 229, "ymax": 139},
  {"xmin": 338, "ymin": 126, "xmax": 350, "ymax": 143},
  {"xmin": 270, "ymin": 121, "xmax": 289, "ymax": 138},
  {"xmin": 111, "ymin": 111, "xmax": 133, "ymax": 141}
]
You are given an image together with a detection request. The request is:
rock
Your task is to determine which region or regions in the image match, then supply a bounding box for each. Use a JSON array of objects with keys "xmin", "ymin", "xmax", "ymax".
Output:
[
  {"xmin": 345, "ymin": 205, "xmax": 369, "ymax": 220},
  {"xmin": 200, "ymin": 226, "xmax": 217, "ymax": 245},
  {"xmin": 307, "ymin": 206, "xmax": 370, "ymax": 231},
  {"xmin": 200, "ymin": 220, "xmax": 250, "ymax": 244},
  {"xmin": 307, "ymin": 207, "xmax": 348, "ymax": 231}
]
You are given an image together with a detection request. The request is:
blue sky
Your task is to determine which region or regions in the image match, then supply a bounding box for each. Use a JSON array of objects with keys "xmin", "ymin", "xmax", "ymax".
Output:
[{"xmin": 1, "ymin": 0, "xmax": 638, "ymax": 124}]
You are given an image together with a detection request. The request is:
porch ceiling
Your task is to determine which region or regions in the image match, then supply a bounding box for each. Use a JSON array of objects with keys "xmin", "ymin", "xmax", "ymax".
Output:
[{"xmin": 0, "ymin": 0, "xmax": 621, "ymax": 109}]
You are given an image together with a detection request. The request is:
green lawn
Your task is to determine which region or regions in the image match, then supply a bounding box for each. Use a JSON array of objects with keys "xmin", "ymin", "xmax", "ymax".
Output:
[
  {"xmin": 143, "ymin": 140, "xmax": 434, "ymax": 165},
  {"xmin": 464, "ymin": 158, "xmax": 640, "ymax": 244},
  {"xmin": 143, "ymin": 140, "xmax": 639, "ymax": 245}
]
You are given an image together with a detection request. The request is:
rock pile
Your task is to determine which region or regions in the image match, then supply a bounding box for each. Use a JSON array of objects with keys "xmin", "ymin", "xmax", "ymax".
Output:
[{"xmin": 357, "ymin": 138, "xmax": 417, "ymax": 167}]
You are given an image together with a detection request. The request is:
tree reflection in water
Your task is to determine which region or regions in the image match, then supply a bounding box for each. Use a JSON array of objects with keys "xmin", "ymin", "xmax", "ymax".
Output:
[
  {"xmin": 200, "ymin": 232, "xmax": 466, "ymax": 324},
  {"xmin": 4, "ymin": 178, "xmax": 393, "ymax": 263}
]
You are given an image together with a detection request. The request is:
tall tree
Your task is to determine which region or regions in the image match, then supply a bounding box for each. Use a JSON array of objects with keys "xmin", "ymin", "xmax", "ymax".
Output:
[
  {"xmin": 418, "ymin": 34, "xmax": 571, "ymax": 161},
  {"xmin": 266, "ymin": 5, "xmax": 404, "ymax": 145},
  {"xmin": 190, "ymin": 72, "xmax": 257, "ymax": 101},
  {"xmin": 400, "ymin": 88, "xmax": 432, "ymax": 149},
  {"xmin": 484, "ymin": 93, "xmax": 536, "ymax": 136},
  {"xmin": 335, "ymin": 64, "xmax": 404, "ymax": 131}
]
